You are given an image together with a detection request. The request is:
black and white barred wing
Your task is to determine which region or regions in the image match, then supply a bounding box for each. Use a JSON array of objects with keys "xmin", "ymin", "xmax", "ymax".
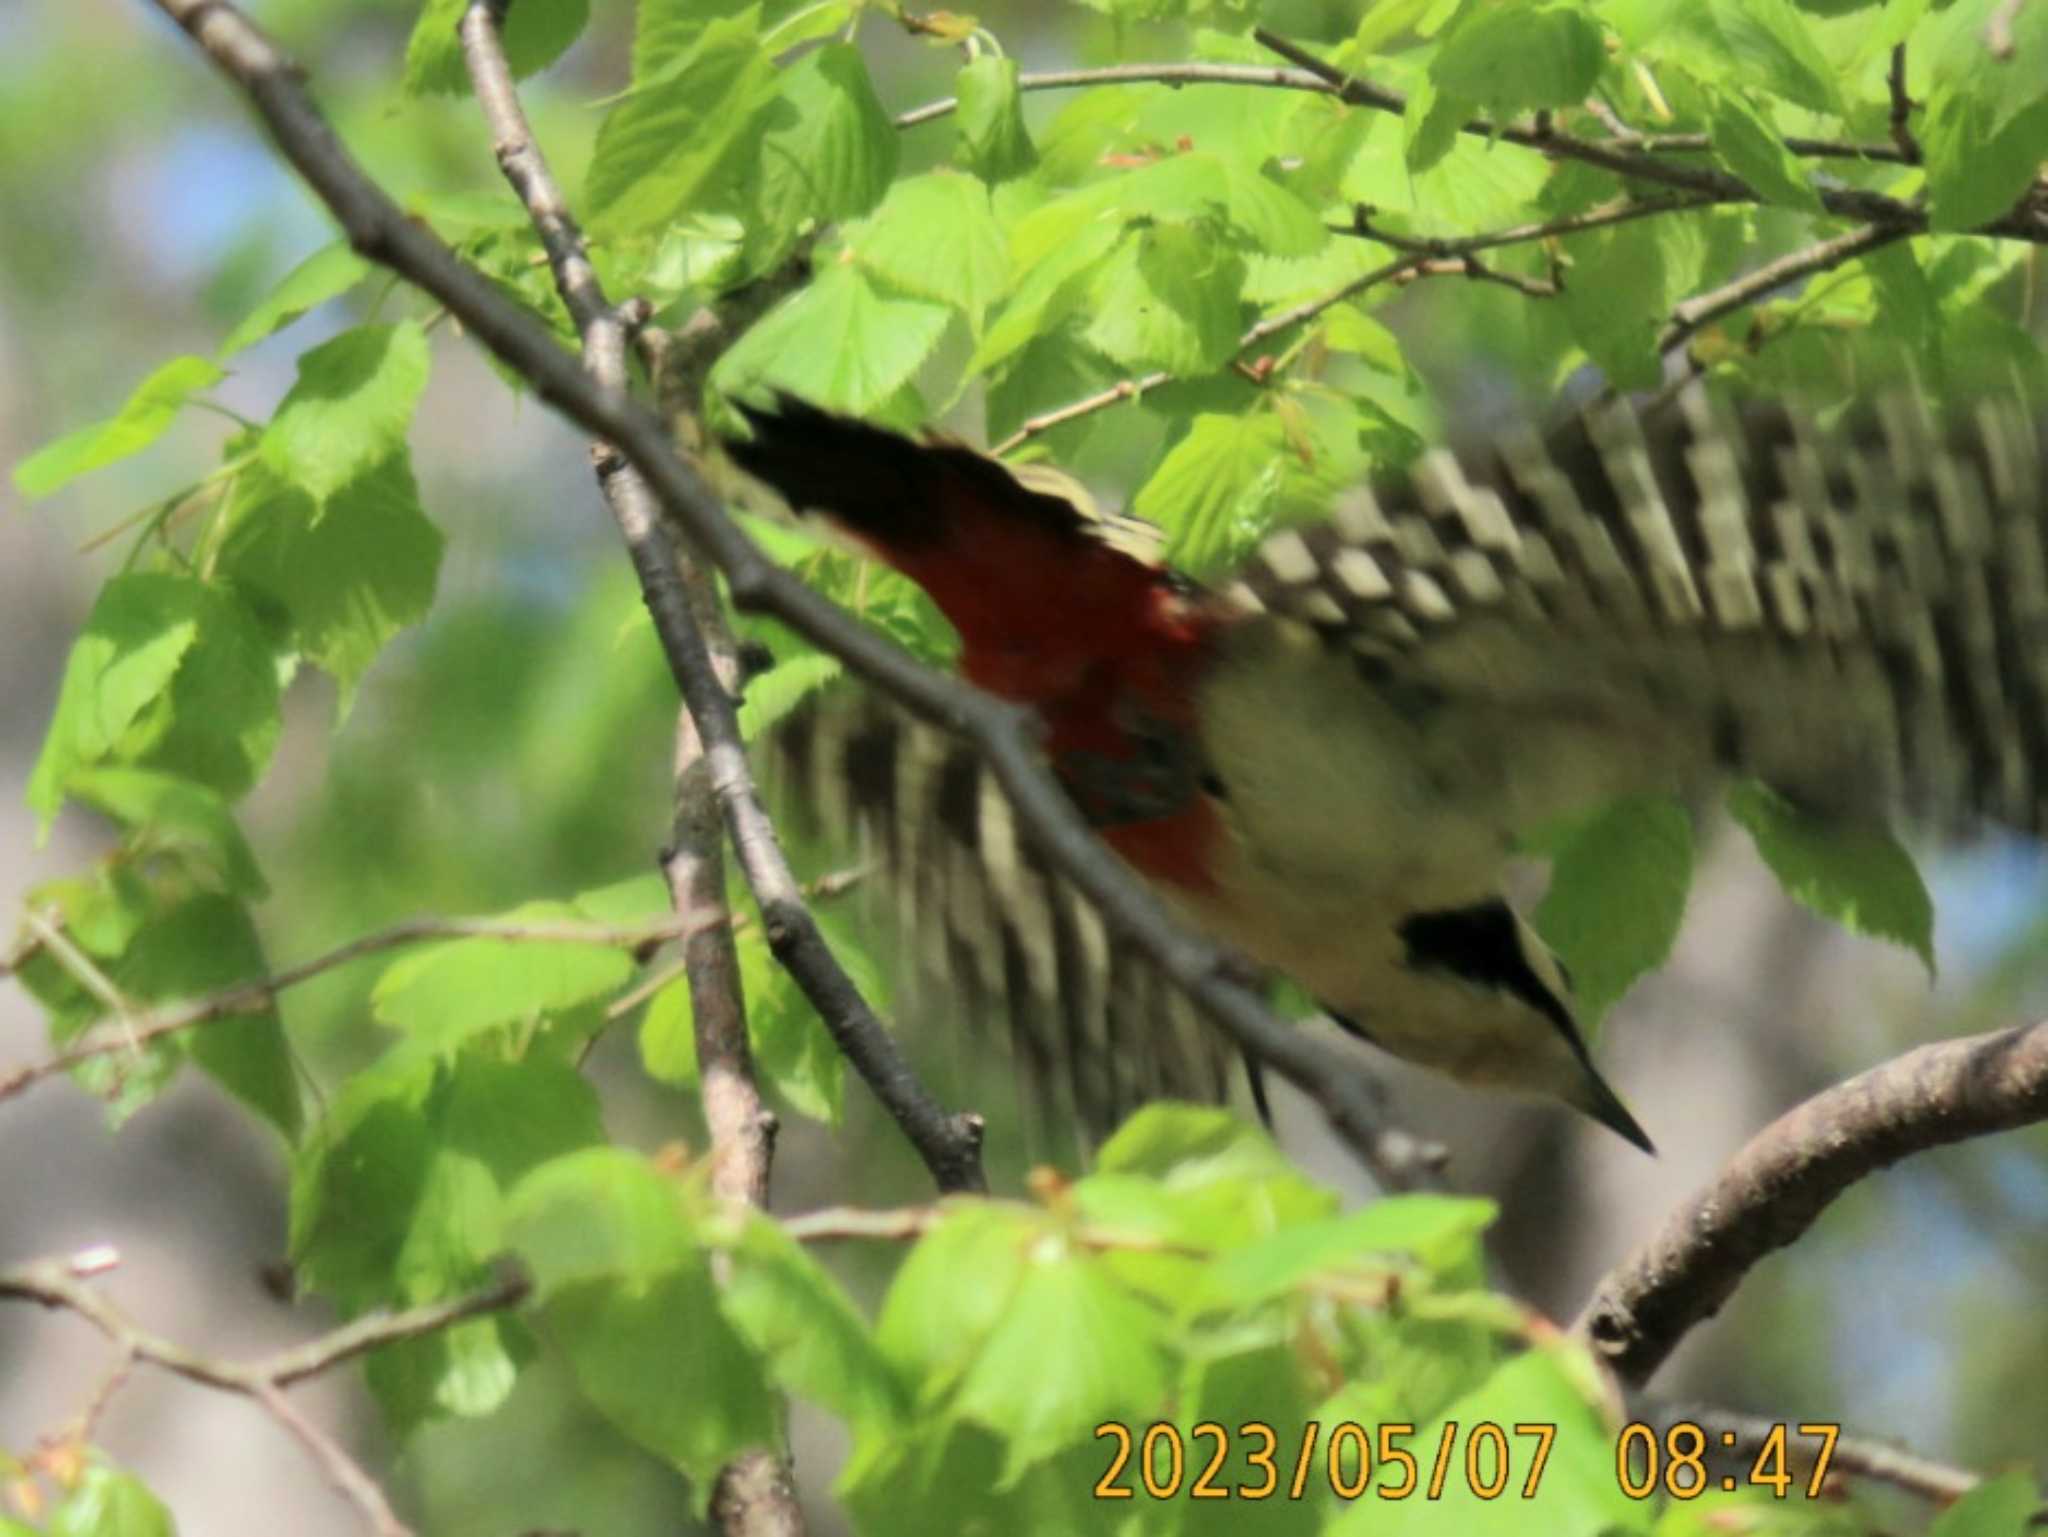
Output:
[
  {"xmin": 764, "ymin": 692, "xmax": 1239, "ymax": 1141},
  {"xmin": 1225, "ymin": 392, "xmax": 2048, "ymax": 839}
]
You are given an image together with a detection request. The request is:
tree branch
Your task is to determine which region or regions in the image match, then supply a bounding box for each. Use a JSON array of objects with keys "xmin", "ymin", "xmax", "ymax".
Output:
[
  {"xmin": 456, "ymin": 0, "xmax": 982, "ymax": 1201},
  {"xmin": 0, "ymin": 1249, "xmax": 528, "ymax": 1537},
  {"xmin": 1252, "ymin": 28, "xmax": 2048, "ymax": 244},
  {"xmin": 461, "ymin": 8, "xmax": 815, "ymax": 1528},
  {"xmin": 1575, "ymin": 1018, "xmax": 2048, "ymax": 1388},
  {"xmin": 989, "ymin": 252, "xmax": 1433, "ymax": 454},
  {"xmin": 1641, "ymin": 1399, "xmax": 1986, "ymax": 1505},
  {"xmin": 895, "ymin": 61, "xmax": 1914, "ymax": 166},
  {"xmin": 3, "ymin": 907, "xmax": 702, "ymax": 1107},
  {"xmin": 1658, "ymin": 224, "xmax": 1907, "ymax": 356},
  {"xmin": 147, "ymin": 0, "xmax": 1430, "ymax": 1189}
]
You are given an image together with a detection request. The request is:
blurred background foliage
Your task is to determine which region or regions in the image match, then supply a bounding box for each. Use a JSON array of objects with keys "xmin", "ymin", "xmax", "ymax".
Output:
[{"xmin": 3, "ymin": 1, "xmax": 2048, "ymax": 1534}]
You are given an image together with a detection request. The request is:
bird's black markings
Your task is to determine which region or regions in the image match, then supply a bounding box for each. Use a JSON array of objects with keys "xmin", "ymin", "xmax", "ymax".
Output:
[
  {"xmin": 1391, "ymin": 901, "xmax": 1653, "ymax": 1153},
  {"xmin": 1395, "ymin": 902, "xmax": 1576, "ymax": 1040},
  {"xmin": 1054, "ymin": 700, "xmax": 1207, "ymax": 827}
]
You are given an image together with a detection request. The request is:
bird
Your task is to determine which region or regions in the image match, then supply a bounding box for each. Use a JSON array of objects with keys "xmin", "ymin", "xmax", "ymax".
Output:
[{"xmin": 722, "ymin": 388, "xmax": 2048, "ymax": 1154}]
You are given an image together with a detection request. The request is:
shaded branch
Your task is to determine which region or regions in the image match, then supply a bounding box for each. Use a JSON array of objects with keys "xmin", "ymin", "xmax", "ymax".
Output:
[
  {"xmin": 456, "ymin": 0, "xmax": 983, "ymax": 1201},
  {"xmin": 895, "ymin": 61, "xmax": 1914, "ymax": 166},
  {"xmin": 1641, "ymin": 1400, "xmax": 1985, "ymax": 1506},
  {"xmin": 1659, "ymin": 224, "xmax": 1907, "ymax": 355},
  {"xmin": 1, "ymin": 1249, "xmax": 527, "ymax": 1537},
  {"xmin": 1887, "ymin": 43, "xmax": 1921, "ymax": 163},
  {"xmin": 1576, "ymin": 1019, "xmax": 2048, "ymax": 1388},
  {"xmin": 990, "ymin": 252, "xmax": 1434, "ymax": 453},
  {"xmin": 1337, "ymin": 192, "xmax": 1725, "ymax": 257},
  {"xmin": 1252, "ymin": 28, "xmax": 2048, "ymax": 244},
  {"xmin": 460, "ymin": 12, "xmax": 811, "ymax": 1529},
  {"xmin": 3, "ymin": 907, "xmax": 699, "ymax": 1107},
  {"xmin": 148, "ymin": 0, "xmax": 1430, "ymax": 1189}
]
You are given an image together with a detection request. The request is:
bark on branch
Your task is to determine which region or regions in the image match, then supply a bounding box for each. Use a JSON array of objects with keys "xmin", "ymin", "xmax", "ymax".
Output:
[{"xmin": 1577, "ymin": 1019, "xmax": 2048, "ymax": 1387}]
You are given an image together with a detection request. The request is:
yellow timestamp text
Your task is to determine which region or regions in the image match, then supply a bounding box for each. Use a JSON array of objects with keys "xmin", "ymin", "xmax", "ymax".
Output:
[
  {"xmin": 1616, "ymin": 1421, "xmax": 1842, "ymax": 1499},
  {"xmin": 1092, "ymin": 1420, "xmax": 1560, "ymax": 1502}
]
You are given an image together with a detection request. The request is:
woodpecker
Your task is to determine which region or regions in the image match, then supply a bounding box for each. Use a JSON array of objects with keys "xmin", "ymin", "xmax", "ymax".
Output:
[{"xmin": 725, "ymin": 391, "xmax": 2048, "ymax": 1153}]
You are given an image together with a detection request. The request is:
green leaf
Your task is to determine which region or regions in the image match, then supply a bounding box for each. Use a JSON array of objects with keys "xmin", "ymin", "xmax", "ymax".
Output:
[
  {"xmin": 217, "ymin": 452, "xmax": 443, "ymax": 712},
  {"xmin": 294, "ymin": 1056, "xmax": 600, "ymax": 1310},
  {"xmin": 26, "ymin": 573, "xmax": 282, "ymax": 825},
  {"xmin": 855, "ymin": 171, "xmax": 1011, "ymax": 328},
  {"xmin": 1707, "ymin": 0, "xmax": 1844, "ymax": 115},
  {"xmin": 506, "ymin": 1148, "xmax": 777, "ymax": 1491},
  {"xmin": 1727, "ymin": 781, "xmax": 1936, "ymax": 973},
  {"xmin": 1708, "ymin": 91, "xmax": 1823, "ymax": 212},
  {"xmin": 713, "ymin": 263, "xmax": 951, "ymax": 414},
  {"xmin": 735, "ymin": 650, "xmax": 842, "ymax": 739},
  {"xmin": 1560, "ymin": 220, "xmax": 1669, "ymax": 391},
  {"xmin": 402, "ymin": 0, "xmax": 590, "ymax": 95},
  {"xmin": 876, "ymin": 1203, "xmax": 1035, "ymax": 1395},
  {"xmin": 68, "ymin": 767, "xmax": 267, "ymax": 899},
  {"xmin": 504, "ymin": 1146, "xmax": 696, "ymax": 1296},
  {"xmin": 639, "ymin": 975, "xmax": 699, "ymax": 1087},
  {"xmin": 260, "ymin": 322, "xmax": 430, "ymax": 506},
  {"xmin": 723, "ymin": 1213, "xmax": 909, "ymax": 1430},
  {"xmin": 1216, "ymin": 160, "xmax": 1329, "ymax": 258},
  {"xmin": 545, "ymin": 1269, "xmax": 779, "ymax": 1495},
  {"xmin": 953, "ymin": 1245, "xmax": 1172, "ymax": 1484},
  {"xmin": 969, "ymin": 217, "xmax": 1122, "ymax": 377},
  {"xmin": 1132, "ymin": 412, "xmax": 1288, "ymax": 572},
  {"xmin": 27, "ymin": 866, "xmax": 152, "ymax": 960},
  {"xmin": 219, "ymin": 240, "xmax": 372, "ymax": 356},
  {"xmin": 1923, "ymin": 92, "xmax": 2048, "ymax": 232},
  {"xmin": 955, "ymin": 54, "xmax": 1037, "ymax": 181},
  {"xmin": 371, "ymin": 902, "xmax": 636, "ymax": 1048},
  {"xmin": 1432, "ymin": 2, "xmax": 1607, "ymax": 118},
  {"xmin": 632, "ymin": 0, "xmax": 756, "ymax": 80},
  {"xmin": 740, "ymin": 921, "xmax": 849, "ymax": 1123},
  {"xmin": 1086, "ymin": 224, "xmax": 1245, "ymax": 378},
  {"xmin": 26, "ymin": 573, "xmax": 204, "ymax": 824},
  {"xmin": 48, "ymin": 1465, "xmax": 174, "ymax": 1537},
  {"xmin": 1928, "ymin": 1470, "xmax": 2040, "ymax": 1537},
  {"xmin": 572, "ymin": 871, "xmax": 671, "ymax": 922},
  {"xmin": 14, "ymin": 356, "xmax": 225, "ymax": 500},
  {"xmin": 1402, "ymin": 72, "xmax": 1468, "ymax": 176},
  {"xmin": 120, "ymin": 893, "xmax": 299, "ymax": 1138},
  {"xmin": 747, "ymin": 43, "xmax": 898, "ymax": 270},
  {"xmin": 586, "ymin": 13, "xmax": 779, "ymax": 237},
  {"xmin": 1319, "ymin": 303, "xmax": 1409, "ymax": 374},
  {"xmin": 1532, "ymin": 795, "xmax": 1694, "ymax": 1025},
  {"xmin": 1193, "ymin": 1197, "xmax": 1495, "ymax": 1313}
]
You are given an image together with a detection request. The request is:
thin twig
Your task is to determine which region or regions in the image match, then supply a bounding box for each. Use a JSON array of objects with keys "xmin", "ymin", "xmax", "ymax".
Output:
[
  {"xmin": 1658, "ymin": 222, "xmax": 1909, "ymax": 356},
  {"xmin": 1337, "ymin": 192, "xmax": 1725, "ymax": 258},
  {"xmin": 1592, "ymin": 130, "xmax": 1915, "ymax": 166},
  {"xmin": 461, "ymin": 9, "xmax": 810, "ymax": 1527},
  {"xmin": 1887, "ymin": 44, "xmax": 1921, "ymax": 163},
  {"xmin": 1252, "ymin": 27, "xmax": 2046, "ymax": 243},
  {"xmin": 1576, "ymin": 1018, "xmax": 2048, "ymax": 1387},
  {"xmin": 1641, "ymin": 1400, "xmax": 1985, "ymax": 1506},
  {"xmin": 989, "ymin": 253, "xmax": 1431, "ymax": 453},
  {"xmin": 893, "ymin": 60, "xmax": 1341, "ymax": 128},
  {"xmin": 0, "ymin": 1250, "xmax": 528, "ymax": 1537},
  {"xmin": 2, "ymin": 908, "xmax": 701, "ymax": 1106},
  {"xmin": 458, "ymin": 0, "xmax": 983, "ymax": 1201},
  {"xmin": 149, "ymin": 0, "xmax": 1435, "ymax": 1188},
  {"xmin": 1399, "ymin": 254, "xmax": 1560, "ymax": 300},
  {"xmin": 1986, "ymin": 0, "xmax": 2027, "ymax": 59},
  {"xmin": 895, "ymin": 58, "xmax": 1917, "ymax": 166}
]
